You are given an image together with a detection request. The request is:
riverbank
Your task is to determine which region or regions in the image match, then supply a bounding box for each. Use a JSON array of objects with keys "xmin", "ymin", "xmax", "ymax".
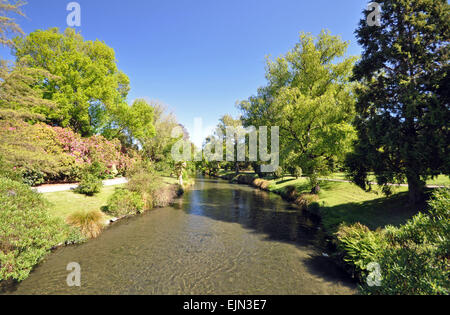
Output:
[
  {"xmin": 214, "ymin": 171, "xmax": 431, "ymax": 281},
  {"xmin": 0, "ymin": 175, "xmax": 194, "ymax": 289}
]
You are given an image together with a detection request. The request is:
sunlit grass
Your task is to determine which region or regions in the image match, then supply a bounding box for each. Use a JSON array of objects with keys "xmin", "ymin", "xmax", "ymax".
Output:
[{"xmin": 43, "ymin": 184, "xmax": 125, "ymax": 220}]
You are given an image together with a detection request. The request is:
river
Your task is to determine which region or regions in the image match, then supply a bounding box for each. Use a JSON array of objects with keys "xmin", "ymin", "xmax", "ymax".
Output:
[{"xmin": 7, "ymin": 177, "xmax": 356, "ymax": 295}]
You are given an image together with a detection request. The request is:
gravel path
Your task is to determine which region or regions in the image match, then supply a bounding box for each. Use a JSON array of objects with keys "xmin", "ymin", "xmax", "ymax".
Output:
[{"xmin": 33, "ymin": 177, "xmax": 128, "ymax": 194}]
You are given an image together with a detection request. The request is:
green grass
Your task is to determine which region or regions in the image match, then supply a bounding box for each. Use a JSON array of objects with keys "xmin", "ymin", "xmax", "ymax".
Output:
[
  {"xmin": 240, "ymin": 173, "xmax": 425, "ymax": 235},
  {"xmin": 43, "ymin": 175, "xmax": 191, "ymax": 221},
  {"xmin": 43, "ymin": 184, "xmax": 125, "ymax": 220},
  {"xmin": 323, "ymin": 172, "xmax": 449, "ymax": 187}
]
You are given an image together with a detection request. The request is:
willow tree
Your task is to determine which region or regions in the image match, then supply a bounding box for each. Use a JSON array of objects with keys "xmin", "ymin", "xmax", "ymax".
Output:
[
  {"xmin": 347, "ymin": 0, "xmax": 449, "ymax": 204},
  {"xmin": 240, "ymin": 31, "xmax": 357, "ymax": 192}
]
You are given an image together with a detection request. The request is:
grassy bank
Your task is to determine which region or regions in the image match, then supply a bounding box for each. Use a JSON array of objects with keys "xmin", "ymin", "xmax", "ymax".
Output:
[
  {"xmin": 43, "ymin": 176, "xmax": 192, "ymax": 222},
  {"xmin": 219, "ymin": 171, "xmax": 428, "ymax": 234}
]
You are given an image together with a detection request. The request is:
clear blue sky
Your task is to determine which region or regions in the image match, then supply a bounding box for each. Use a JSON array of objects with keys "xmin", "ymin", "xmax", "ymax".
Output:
[{"xmin": 1, "ymin": 0, "xmax": 368, "ymax": 144}]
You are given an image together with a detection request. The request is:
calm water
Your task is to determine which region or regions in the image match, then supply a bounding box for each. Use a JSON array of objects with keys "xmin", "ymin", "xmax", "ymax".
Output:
[{"xmin": 7, "ymin": 177, "xmax": 355, "ymax": 295}]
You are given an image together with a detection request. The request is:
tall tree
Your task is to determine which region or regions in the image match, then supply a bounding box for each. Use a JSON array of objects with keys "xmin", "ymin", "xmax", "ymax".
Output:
[
  {"xmin": 0, "ymin": 57, "xmax": 57, "ymax": 121},
  {"xmin": 13, "ymin": 28, "xmax": 130, "ymax": 136},
  {"xmin": 347, "ymin": 0, "xmax": 449, "ymax": 203},
  {"xmin": 217, "ymin": 115, "xmax": 244, "ymax": 174},
  {"xmin": 102, "ymin": 98, "xmax": 156, "ymax": 148},
  {"xmin": 240, "ymin": 31, "xmax": 357, "ymax": 191},
  {"xmin": 0, "ymin": 0, "xmax": 25, "ymax": 48}
]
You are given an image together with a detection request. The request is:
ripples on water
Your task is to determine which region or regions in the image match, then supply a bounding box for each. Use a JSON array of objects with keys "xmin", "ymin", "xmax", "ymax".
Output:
[{"xmin": 5, "ymin": 177, "xmax": 356, "ymax": 295}]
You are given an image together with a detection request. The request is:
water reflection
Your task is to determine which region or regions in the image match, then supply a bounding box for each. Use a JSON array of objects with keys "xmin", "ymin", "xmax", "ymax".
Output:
[{"xmin": 5, "ymin": 177, "xmax": 355, "ymax": 295}]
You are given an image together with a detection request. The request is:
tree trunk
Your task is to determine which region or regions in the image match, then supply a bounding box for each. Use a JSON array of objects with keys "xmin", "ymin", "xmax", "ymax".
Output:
[
  {"xmin": 178, "ymin": 174, "xmax": 183, "ymax": 186},
  {"xmin": 407, "ymin": 172, "xmax": 424, "ymax": 205}
]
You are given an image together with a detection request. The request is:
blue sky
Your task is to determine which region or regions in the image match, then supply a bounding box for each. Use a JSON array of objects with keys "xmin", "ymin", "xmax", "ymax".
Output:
[{"xmin": 1, "ymin": 0, "xmax": 368, "ymax": 145}]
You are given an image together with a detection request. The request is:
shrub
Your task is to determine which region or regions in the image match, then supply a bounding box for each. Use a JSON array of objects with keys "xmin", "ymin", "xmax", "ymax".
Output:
[
  {"xmin": 274, "ymin": 167, "xmax": 283, "ymax": 179},
  {"xmin": 295, "ymin": 193, "xmax": 319, "ymax": 210},
  {"xmin": 75, "ymin": 173, "xmax": 103, "ymax": 196},
  {"xmin": 0, "ymin": 120, "xmax": 136, "ymax": 185},
  {"xmin": 335, "ymin": 189, "xmax": 450, "ymax": 295},
  {"xmin": 67, "ymin": 210, "xmax": 105, "ymax": 239},
  {"xmin": 0, "ymin": 177, "xmax": 81, "ymax": 282},
  {"xmin": 282, "ymin": 185, "xmax": 299, "ymax": 202},
  {"xmin": 293, "ymin": 166, "xmax": 303, "ymax": 179},
  {"xmin": 106, "ymin": 188, "xmax": 145, "ymax": 217},
  {"xmin": 153, "ymin": 185, "xmax": 178, "ymax": 208},
  {"xmin": 127, "ymin": 169, "xmax": 162, "ymax": 210},
  {"xmin": 363, "ymin": 189, "xmax": 450, "ymax": 295},
  {"xmin": 335, "ymin": 223, "xmax": 386, "ymax": 280}
]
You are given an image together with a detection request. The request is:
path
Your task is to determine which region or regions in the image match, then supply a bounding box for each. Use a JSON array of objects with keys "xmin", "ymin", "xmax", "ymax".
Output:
[{"xmin": 33, "ymin": 177, "xmax": 128, "ymax": 194}]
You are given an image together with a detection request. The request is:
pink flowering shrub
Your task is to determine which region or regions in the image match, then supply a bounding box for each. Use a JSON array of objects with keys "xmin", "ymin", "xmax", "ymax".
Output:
[{"xmin": 0, "ymin": 120, "xmax": 137, "ymax": 184}]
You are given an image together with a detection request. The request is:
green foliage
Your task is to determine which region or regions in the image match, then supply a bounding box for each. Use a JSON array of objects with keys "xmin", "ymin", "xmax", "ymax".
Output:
[
  {"xmin": 239, "ymin": 31, "xmax": 357, "ymax": 189},
  {"xmin": 336, "ymin": 189, "xmax": 450, "ymax": 295},
  {"xmin": 13, "ymin": 28, "xmax": 130, "ymax": 136},
  {"xmin": 0, "ymin": 0, "xmax": 25, "ymax": 48},
  {"xmin": 335, "ymin": 223, "xmax": 386, "ymax": 279},
  {"xmin": 293, "ymin": 166, "xmax": 303, "ymax": 179},
  {"xmin": 274, "ymin": 167, "xmax": 283, "ymax": 179},
  {"xmin": 66, "ymin": 210, "xmax": 104, "ymax": 239},
  {"xmin": 0, "ymin": 120, "xmax": 135, "ymax": 185},
  {"xmin": 126, "ymin": 168, "xmax": 162, "ymax": 210},
  {"xmin": 105, "ymin": 188, "xmax": 144, "ymax": 217},
  {"xmin": 75, "ymin": 173, "xmax": 103, "ymax": 196},
  {"xmin": 348, "ymin": 0, "xmax": 450, "ymax": 203},
  {"xmin": 0, "ymin": 177, "xmax": 82, "ymax": 282}
]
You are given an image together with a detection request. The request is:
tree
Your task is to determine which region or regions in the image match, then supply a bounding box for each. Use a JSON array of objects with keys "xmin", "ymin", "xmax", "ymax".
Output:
[
  {"xmin": 12, "ymin": 28, "xmax": 130, "ymax": 136},
  {"xmin": 0, "ymin": 0, "xmax": 25, "ymax": 48},
  {"xmin": 143, "ymin": 101, "xmax": 180, "ymax": 163},
  {"xmin": 240, "ymin": 31, "xmax": 357, "ymax": 192},
  {"xmin": 0, "ymin": 57, "xmax": 57, "ymax": 121},
  {"xmin": 102, "ymin": 98, "xmax": 156, "ymax": 148},
  {"xmin": 217, "ymin": 115, "xmax": 244, "ymax": 174},
  {"xmin": 347, "ymin": 0, "xmax": 450, "ymax": 204}
]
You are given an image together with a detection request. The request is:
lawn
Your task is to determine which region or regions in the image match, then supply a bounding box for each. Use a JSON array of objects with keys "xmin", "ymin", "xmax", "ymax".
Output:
[
  {"xmin": 42, "ymin": 176, "xmax": 185, "ymax": 221},
  {"xmin": 44, "ymin": 184, "xmax": 125, "ymax": 220},
  {"xmin": 225, "ymin": 172, "xmax": 429, "ymax": 235}
]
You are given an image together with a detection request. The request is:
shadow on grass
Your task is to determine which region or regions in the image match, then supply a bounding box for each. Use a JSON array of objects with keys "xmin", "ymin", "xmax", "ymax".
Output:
[{"xmin": 319, "ymin": 191, "xmax": 428, "ymax": 234}]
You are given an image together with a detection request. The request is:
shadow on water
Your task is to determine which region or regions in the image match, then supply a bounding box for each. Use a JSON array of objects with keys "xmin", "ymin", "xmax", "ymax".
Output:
[{"xmin": 174, "ymin": 177, "xmax": 356, "ymax": 287}]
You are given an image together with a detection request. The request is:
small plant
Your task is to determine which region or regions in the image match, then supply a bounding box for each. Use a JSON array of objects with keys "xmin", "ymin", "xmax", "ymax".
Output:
[
  {"xmin": 75, "ymin": 173, "xmax": 103, "ymax": 196},
  {"xmin": 274, "ymin": 167, "xmax": 283, "ymax": 179},
  {"xmin": 283, "ymin": 185, "xmax": 298, "ymax": 202},
  {"xmin": 67, "ymin": 210, "xmax": 105, "ymax": 239},
  {"xmin": 295, "ymin": 193, "xmax": 319, "ymax": 210},
  {"xmin": 106, "ymin": 188, "xmax": 145, "ymax": 217},
  {"xmin": 293, "ymin": 166, "xmax": 303, "ymax": 179},
  {"xmin": 153, "ymin": 185, "xmax": 178, "ymax": 208}
]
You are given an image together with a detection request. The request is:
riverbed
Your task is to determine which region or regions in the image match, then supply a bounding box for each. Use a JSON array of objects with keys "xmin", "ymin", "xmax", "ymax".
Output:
[{"xmin": 7, "ymin": 177, "xmax": 355, "ymax": 295}]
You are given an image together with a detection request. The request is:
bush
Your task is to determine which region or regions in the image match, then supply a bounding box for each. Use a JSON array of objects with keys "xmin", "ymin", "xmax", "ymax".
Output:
[
  {"xmin": 67, "ymin": 210, "xmax": 105, "ymax": 239},
  {"xmin": 335, "ymin": 223, "xmax": 386, "ymax": 280},
  {"xmin": 127, "ymin": 169, "xmax": 162, "ymax": 210},
  {"xmin": 282, "ymin": 185, "xmax": 299, "ymax": 202},
  {"xmin": 106, "ymin": 188, "xmax": 145, "ymax": 217},
  {"xmin": 293, "ymin": 166, "xmax": 303, "ymax": 179},
  {"xmin": 0, "ymin": 120, "xmax": 136, "ymax": 185},
  {"xmin": 153, "ymin": 185, "xmax": 178, "ymax": 208},
  {"xmin": 274, "ymin": 167, "xmax": 283, "ymax": 179},
  {"xmin": 75, "ymin": 173, "xmax": 103, "ymax": 196},
  {"xmin": 335, "ymin": 189, "xmax": 450, "ymax": 295},
  {"xmin": 0, "ymin": 177, "xmax": 82, "ymax": 282},
  {"xmin": 294, "ymin": 193, "xmax": 319, "ymax": 210}
]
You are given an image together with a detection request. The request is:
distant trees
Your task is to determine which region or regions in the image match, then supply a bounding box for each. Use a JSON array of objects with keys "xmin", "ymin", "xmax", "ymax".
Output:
[
  {"xmin": 240, "ymin": 31, "xmax": 357, "ymax": 191},
  {"xmin": 346, "ymin": 0, "xmax": 450, "ymax": 204}
]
